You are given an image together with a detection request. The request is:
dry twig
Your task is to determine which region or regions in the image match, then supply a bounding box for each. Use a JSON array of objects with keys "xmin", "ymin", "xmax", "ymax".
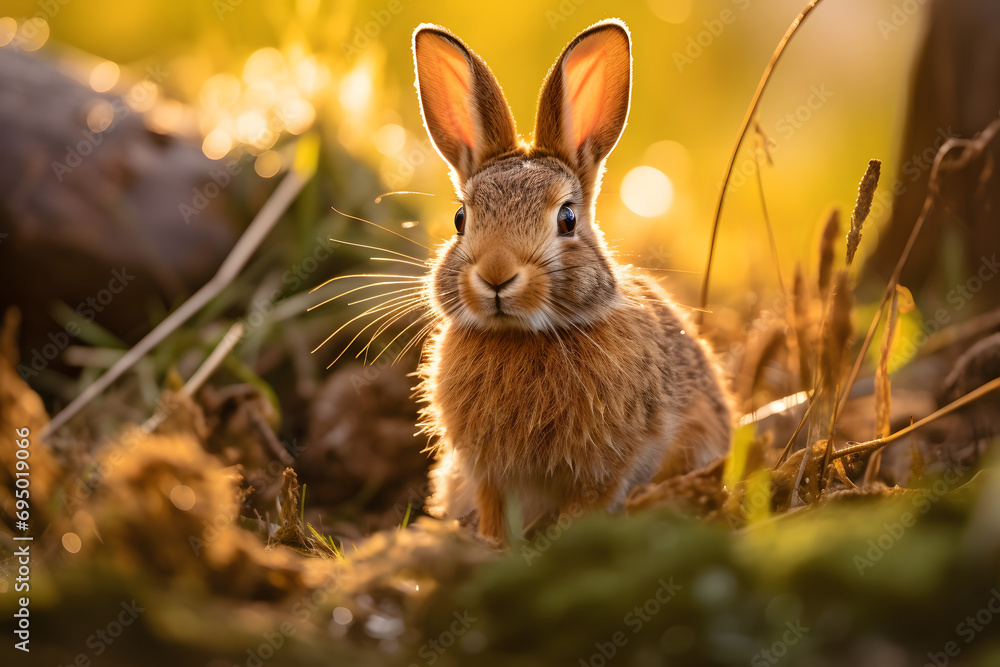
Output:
[{"xmin": 697, "ymin": 0, "xmax": 827, "ymax": 328}]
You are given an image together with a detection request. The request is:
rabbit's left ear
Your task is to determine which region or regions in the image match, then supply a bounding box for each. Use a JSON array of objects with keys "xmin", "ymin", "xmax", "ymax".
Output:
[
  {"xmin": 534, "ymin": 20, "xmax": 631, "ymax": 187},
  {"xmin": 412, "ymin": 24, "xmax": 518, "ymax": 184}
]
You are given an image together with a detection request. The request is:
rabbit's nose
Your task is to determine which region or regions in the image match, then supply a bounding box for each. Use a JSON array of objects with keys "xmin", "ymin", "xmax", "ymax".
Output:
[{"xmin": 477, "ymin": 272, "xmax": 519, "ymax": 294}]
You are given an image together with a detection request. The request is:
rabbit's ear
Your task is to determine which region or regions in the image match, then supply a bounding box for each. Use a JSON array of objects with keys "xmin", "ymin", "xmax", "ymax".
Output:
[
  {"xmin": 535, "ymin": 20, "xmax": 631, "ymax": 186},
  {"xmin": 412, "ymin": 25, "xmax": 518, "ymax": 183}
]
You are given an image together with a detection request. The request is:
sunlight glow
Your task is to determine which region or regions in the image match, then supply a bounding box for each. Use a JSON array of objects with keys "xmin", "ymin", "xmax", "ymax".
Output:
[
  {"xmin": 16, "ymin": 17, "xmax": 49, "ymax": 52},
  {"xmin": 145, "ymin": 98, "xmax": 186, "ymax": 134},
  {"xmin": 89, "ymin": 61, "xmax": 120, "ymax": 93},
  {"xmin": 201, "ymin": 73, "xmax": 242, "ymax": 110},
  {"xmin": 340, "ymin": 66, "xmax": 373, "ymax": 116},
  {"xmin": 196, "ymin": 46, "xmax": 325, "ymax": 156},
  {"xmin": 294, "ymin": 56, "xmax": 329, "ymax": 97},
  {"xmin": 86, "ymin": 101, "xmax": 114, "ymax": 132},
  {"xmin": 278, "ymin": 98, "xmax": 315, "ymax": 135},
  {"xmin": 203, "ymin": 127, "xmax": 234, "ymax": 159},
  {"xmin": 236, "ymin": 111, "xmax": 270, "ymax": 146},
  {"xmin": 126, "ymin": 81, "xmax": 158, "ymax": 112},
  {"xmin": 255, "ymin": 150, "xmax": 282, "ymax": 178},
  {"xmin": 621, "ymin": 166, "xmax": 675, "ymax": 218},
  {"xmin": 374, "ymin": 124, "xmax": 406, "ymax": 155},
  {"xmin": 243, "ymin": 47, "xmax": 287, "ymax": 84},
  {"xmin": 169, "ymin": 485, "xmax": 197, "ymax": 511},
  {"xmin": 245, "ymin": 80, "xmax": 278, "ymax": 109},
  {"xmin": 643, "ymin": 140, "xmax": 693, "ymax": 180},
  {"xmin": 0, "ymin": 18, "xmax": 16, "ymax": 47},
  {"xmin": 61, "ymin": 532, "xmax": 82, "ymax": 554}
]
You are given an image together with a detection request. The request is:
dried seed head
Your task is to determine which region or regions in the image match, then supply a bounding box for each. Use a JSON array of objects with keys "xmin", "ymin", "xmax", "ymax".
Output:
[{"xmin": 846, "ymin": 159, "xmax": 881, "ymax": 266}]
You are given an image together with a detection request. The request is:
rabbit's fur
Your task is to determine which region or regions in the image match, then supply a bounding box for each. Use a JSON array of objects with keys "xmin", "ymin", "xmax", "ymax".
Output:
[{"xmin": 410, "ymin": 19, "xmax": 732, "ymax": 543}]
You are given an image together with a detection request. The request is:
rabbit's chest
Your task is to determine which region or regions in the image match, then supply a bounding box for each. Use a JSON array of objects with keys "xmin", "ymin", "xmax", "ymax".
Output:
[{"xmin": 430, "ymin": 322, "xmax": 671, "ymax": 480}]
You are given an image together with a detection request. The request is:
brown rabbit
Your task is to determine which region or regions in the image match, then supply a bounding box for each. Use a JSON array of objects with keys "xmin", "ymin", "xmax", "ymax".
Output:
[{"xmin": 411, "ymin": 19, "xmax": 732, "ymax": 544}]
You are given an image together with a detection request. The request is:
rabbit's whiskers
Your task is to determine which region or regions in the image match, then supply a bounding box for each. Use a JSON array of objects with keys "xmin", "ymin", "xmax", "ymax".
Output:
[
  {"xmin": 395, "ymin": 317, "xmax": 440, "ymax": 363},
  {"xmin": 309, "ymin": 280, "xmax": 424, "ymax": 310},
  {"xmin": 373, "ymin": 189, "xmax": 436, "ymax": 203},
  {"xmin": 327, "ymin": 237, "xmax": 426, "ymax": 263},
  {"xmin": 314, "ymin": 294, "xmax": 424, "ymax": 357},
  {"xmin": 366, "ymin": 257, "xmax": 430, "ymax": 270},
  {"xmin": 347, "ymin": 286, "xmax": 426, "ymax": 307},
  {"xmin": 358, "ymin": 304, "xmax": 426, "ymax": 362},
  {"xmin": 332, "ymin": 207, "xmax": 432, "ymax": 251},
  {"xmin": 451, "ymin": 243, "xmax": 477, "ymax": 267},
  {"xmin": 311, "ymin": 212, "xmax": 441, "ymax": 366},
  {"xmin": 311, "ymin": 273, "xmax": 423, "ymax": 293},
  {"xmin": 325, "ymin": 300, "xmax": 425, "ymax": 367},
  {"xmin": 368, "ymin": 310, "xmax": 438, "ymax": 364},
  {"xmin": 356, "ymin": 292, "xmax": 430, "ymax": 344}
]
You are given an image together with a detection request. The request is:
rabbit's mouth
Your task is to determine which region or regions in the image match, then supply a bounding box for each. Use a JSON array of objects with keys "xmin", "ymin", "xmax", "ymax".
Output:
[{"xmin": 449, "ymin": 264, "xmax": 557, "ymax": 332}]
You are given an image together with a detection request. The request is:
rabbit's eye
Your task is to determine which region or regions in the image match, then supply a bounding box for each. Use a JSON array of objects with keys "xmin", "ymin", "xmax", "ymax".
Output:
[
  {"xmin": 454, "ymin": 206, "xmax": 465, "ymax": 235},
  {"xmin": 557, "ymin": 204, "xmax": 576, "ymax": 236}
]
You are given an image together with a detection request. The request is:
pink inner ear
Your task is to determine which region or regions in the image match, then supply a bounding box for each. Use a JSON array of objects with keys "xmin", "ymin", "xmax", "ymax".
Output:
[
  {"xmin": 563, "ymin": 41, "xmax": 610, "ymax": 149},
  {"xmin": 426, "ymin": 36, "xmax": 476, "ymax": 148}
]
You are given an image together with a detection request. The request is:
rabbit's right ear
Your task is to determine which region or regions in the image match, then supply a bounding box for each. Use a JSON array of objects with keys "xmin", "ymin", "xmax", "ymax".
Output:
[
  {"xmin": 534, "ymin": 20, "xmax": 632, "ymax": 192},
  {"xmin": 412, "ymin": 25, "xmax": 518, "ymax": 184}
]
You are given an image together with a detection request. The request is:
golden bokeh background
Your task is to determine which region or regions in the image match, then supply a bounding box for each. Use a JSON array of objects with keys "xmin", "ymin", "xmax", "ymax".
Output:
[{"xmin": 2, "ymin": 0, "xmax": 925, "ymax": 305}]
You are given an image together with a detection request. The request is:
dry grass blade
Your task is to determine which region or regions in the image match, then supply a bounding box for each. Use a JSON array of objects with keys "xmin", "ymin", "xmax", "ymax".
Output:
[
  {"xmin": 181, "ymin": 323, "xmax": 245, "ymax": 399},
  {"xmin": 846, "ymin": 159, "xmax": 881, "ymax": 267},
  {"xmin": 792, "ymin": 270, "xmax": 851, "ymax": 505},
  {"xmin": 697, "ymin": 0, "xmax": 827, "ymax": 328},
  {"xmin": 865, "ymin": 287, "xmax": 900, "ymax": 485},
  {"xmin": 834, "ymin": 375, "xmax": 1000, "ymax": 461},
  {"xmin": 817, "ymin": 208, "xmax": 840, "ymax": 297},
  {"xmin": 739, "ymin": 327, "xmax": 788, "ymax": 411},
  {"xmin": 752, "ymin": 142, "xmax": 785, "ymax": 293},
  {"xmin": 792, "ymin": 265, "xmax": 813, "ymax": 389},
  {"xmin": 774, "ymin": 397, "xmax": 814, "ymax": 468},
  {"xmin": 43, "ymin": 161, "xmax": 314, "ymax": 439},
  {"xmin": 820, "ymin": 271, "xmax": 853, "ymax": 398},
  {"xmin": 789, "ymin": 438, "xmax": 823, "ymax": 507},
  {"xmin": 819, "ymin": 383, "xmax": 841, "ymax": 492},
  {"xmin": 139, "ymin": 322, "xmax": 244, "ymax": 434},
  {"xmin": 874, "ymin": 289, "xmax": 901, "ymax": 439}
]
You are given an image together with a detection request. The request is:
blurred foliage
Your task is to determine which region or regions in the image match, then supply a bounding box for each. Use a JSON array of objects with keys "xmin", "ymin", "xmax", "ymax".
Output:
[
  {"xmin": 6, "ymin": 426, "xmax": 1000, "ymax": 666},
  {"xmin": 417, "ymin": 472, "xmax": 1000, "ymax": 667}
]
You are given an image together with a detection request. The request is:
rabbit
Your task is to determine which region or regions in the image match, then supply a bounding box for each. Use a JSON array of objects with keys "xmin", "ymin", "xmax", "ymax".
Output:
[{"xmin": 410, "ymin": 18, "xmax": 732, "ymax": 544}]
